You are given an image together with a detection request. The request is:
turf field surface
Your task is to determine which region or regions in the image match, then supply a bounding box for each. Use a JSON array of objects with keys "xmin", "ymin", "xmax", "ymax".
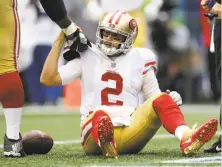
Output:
[{"xmin": 0, "ymin": 104, "xmax": 221, "ymax": 167}]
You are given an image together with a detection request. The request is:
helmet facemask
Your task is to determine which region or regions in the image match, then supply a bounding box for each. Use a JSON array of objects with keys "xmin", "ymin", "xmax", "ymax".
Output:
[{"xmin": 96, "ymin": 27, "xmax": 134, "ymax": 56}]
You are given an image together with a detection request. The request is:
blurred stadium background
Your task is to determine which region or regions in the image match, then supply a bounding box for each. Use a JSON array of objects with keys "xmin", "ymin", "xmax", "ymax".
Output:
[
  {"xmin": 14, "ymin": 0, "xmax": 220, "ymax": 107},
  {"xmin": 0, "ymin": 0, "xmax": 221, "ymax": 166}
]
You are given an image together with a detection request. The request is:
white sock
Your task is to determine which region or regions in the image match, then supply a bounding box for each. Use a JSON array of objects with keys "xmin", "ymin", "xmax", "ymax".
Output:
[
  {"xmin": 4, "ymin": 108, "xmax": 22, "ymax": 140},
  {"xmin": 175, "ymin": 125, "xmax": 190, "ymax": 141},
  {"xmin": 62, "ymin": 23, "xmax": 77, "ymax": 36}
]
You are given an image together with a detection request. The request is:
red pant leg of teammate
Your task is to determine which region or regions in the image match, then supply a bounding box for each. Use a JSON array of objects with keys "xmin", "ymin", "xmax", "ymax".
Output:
[{"xmin": 0, "ymin": 0, "xmax": 25, "ymax": 157}]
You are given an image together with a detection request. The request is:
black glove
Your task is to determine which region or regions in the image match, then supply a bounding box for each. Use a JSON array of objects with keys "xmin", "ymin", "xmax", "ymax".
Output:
[
  {"xmin": 65, "ymin": 31, "xmax": 91, "ymax": 52},
  {"xmin": 63, "ymin": 43, "xmax": 81, "ymax": 61}
]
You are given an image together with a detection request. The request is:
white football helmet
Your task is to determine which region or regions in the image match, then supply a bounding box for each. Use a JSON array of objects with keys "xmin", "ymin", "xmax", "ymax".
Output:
[{"xmin": 96, "ymin": 11, "xmax": 138, "ymax": 56}]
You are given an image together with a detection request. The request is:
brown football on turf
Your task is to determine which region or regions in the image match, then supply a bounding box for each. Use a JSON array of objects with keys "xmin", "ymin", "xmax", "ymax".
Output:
[{"xmin": 22, "ymin": 130, "xmax": 54, "ymax": 155}]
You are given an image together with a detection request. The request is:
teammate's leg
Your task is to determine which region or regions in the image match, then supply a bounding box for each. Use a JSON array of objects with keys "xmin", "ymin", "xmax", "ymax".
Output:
[
  {"xmin": 208, "ymin": 49, "xmax": 220, "ymax": 102},
  {"xmin": 0, "ymin": 72, "xmax": 26, "ymax": 157},
  {"xmin": 0, "ymin": 0, "xmax": 25, "ymax": 157},
  {"xmin": 204, "ymin": 19, "xmax": 221, "ymax": 153}
]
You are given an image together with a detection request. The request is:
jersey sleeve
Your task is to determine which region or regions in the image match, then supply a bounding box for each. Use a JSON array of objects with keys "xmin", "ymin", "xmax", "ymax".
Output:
[
  {"xmin": 141, "ymin": 49, "xmax": 157, "ymax": 77},
  {"xmin": 138, "ymin": 48, "xmax": 161, "ymax": 99},
  {"xmin": 142, "ymin": 68, "xmax": 161, "ymax": 100},
  {"xmin": 58, "ymin": 58, "xmax": 82, "ymax": 85}
]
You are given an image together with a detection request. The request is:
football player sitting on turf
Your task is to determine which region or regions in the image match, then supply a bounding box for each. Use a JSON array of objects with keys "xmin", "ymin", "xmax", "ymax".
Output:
[{"xmin": 40, "ymin": 11, "xmax": 218, "ymax": 158}]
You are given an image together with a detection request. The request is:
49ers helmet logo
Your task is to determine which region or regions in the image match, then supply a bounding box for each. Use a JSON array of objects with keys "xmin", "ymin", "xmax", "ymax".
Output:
[
  {"xmin": 109, "ymin": 24, "xmax": 115, "ymax": 28},
  {"xmin": 129, "ymin": 19, "xmax": 137, "ymax": 31}
]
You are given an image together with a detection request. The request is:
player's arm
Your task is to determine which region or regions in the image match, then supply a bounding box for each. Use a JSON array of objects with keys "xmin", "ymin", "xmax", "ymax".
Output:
[
  {"xmin": 140, "ymin": 49, "xmax": 161, "ymax": 99},
  {"xmin": 210, "ymin": 1, "xmax": 222, "ymax": 19},
  {"xmin": 41, "ymin": 32, "xmax": 82, "ymax": 86},
  {"xmin": 39, "ymin": 0, "xmax": 91, "ymax": 56},
  {"xmin": 40, "ymin": 32, "xmax": 65, "ymax": 86},
  {"xmin": 142, "ymin": 68, "xmax": 161, "ymax": 100},
  {"xmin": 39, "ymin": 0, "xmax": 70, "ymax": 29}
]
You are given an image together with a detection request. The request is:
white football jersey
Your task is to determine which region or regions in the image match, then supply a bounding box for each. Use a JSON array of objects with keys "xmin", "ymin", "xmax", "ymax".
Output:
[{"xmin": 58, "ymin": 44, "xmax": 160, "ymax": 124}]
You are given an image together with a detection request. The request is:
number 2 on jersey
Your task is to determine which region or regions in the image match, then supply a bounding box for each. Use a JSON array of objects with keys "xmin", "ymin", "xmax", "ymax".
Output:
[{"xmin": 101, "ymin": 72, "xmax": 123, "ymax": 106}]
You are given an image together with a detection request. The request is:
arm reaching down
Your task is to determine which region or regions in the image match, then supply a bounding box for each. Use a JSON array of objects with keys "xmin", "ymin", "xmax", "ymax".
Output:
[
  {"xmin": 39, "ymin": 0, "xmax": 70, "ymax": 28},
  {"xmin": 39, "ymin": 0, "xmax": 91, "ymax": 55},
  {"xmin": 210, "ymin": 2, "xmax": 222, "ymax": 19}
]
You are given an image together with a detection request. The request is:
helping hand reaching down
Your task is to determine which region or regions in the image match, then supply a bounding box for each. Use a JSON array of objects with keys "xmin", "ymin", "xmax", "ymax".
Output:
[
  {"xmin": 63, "ymin": 42, "xmax": 81, "ymax": 61},
  {"xmin": 63, "ymin": 23, "xmax": 91, "ymax": 61},
  {"xmin": 210, "ymin": 3, "xmax": 222, "ymax": 19},
  {"xmin": 201, "ymin": 0, "xmax": 222, "ymax": 19},
  {"xmin": 64, "ymin": 24, "xmax": 91, "ymax": 52}
]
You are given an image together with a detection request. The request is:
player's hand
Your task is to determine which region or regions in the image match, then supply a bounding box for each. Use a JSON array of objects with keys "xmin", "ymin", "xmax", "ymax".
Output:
[
  {"xmin": 210, "ymin": 3, "xmax": 222, "ymax": 19},
  {"xmin": 54, "ymin": 31, "xmax": 65, "ymax": 44},
  {"xmin": 201, "ymin": 0, "xmax": 210, "ymax": 11},
  {"xmin": 65, "ymin": 24, "xmax": 91, "ymax": 53},
  {"xmin": 62, "ymin": 42, "xmax": 80, "ymax": 61},
  {"xmin": 166, "ymin": 90, "xmax": 182, "ymax": 106}
]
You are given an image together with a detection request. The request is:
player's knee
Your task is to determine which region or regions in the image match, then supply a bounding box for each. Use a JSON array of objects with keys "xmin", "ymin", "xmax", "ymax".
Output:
[
  {"xmin": 91, "ymin": 109, "xmax": 111, "ymax": 133},
  {"xmin": 92, "ymin": 110, "xmax": 110, "ymax": 123}
]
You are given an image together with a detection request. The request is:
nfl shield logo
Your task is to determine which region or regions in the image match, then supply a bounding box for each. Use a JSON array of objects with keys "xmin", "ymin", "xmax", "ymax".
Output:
[{"xmin": 111, "ymin": 62, "xmax": 116, "ymax": 68}]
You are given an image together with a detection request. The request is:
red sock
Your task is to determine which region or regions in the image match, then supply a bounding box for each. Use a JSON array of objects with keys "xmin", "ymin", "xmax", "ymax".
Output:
[
  {"xmin": 91, "ymin": 110, "xmax": 109, "ymax": 145},
  {"xmin": 152, "ymin": 94, "xmax": 187, "ymax": 134}
]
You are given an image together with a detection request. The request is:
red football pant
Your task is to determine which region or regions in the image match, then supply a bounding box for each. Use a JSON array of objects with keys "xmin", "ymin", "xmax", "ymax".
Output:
[{"xmin": 0, "ymin": 72, "xmax": 24, "ymax": 108}]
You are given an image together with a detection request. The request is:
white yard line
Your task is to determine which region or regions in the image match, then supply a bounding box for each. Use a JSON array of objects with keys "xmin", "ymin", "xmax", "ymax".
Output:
[
  {"xmin": 86, "ymin": 166, "xmax": 212, "ymax": 167},
  {"xmin": 87, "ymin": 166, "xmax": 218, "ymax": 167},
  {"xmin": 162, "ymin": 156, "xmax": 222, "ymax": 163},
  {"xmin": 19, "ymin": 165, "xmax": 217, "ymax": 167},
  {"xmin": 54, "ymin": 140, "xmax": 80, "ymax": 145}
]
